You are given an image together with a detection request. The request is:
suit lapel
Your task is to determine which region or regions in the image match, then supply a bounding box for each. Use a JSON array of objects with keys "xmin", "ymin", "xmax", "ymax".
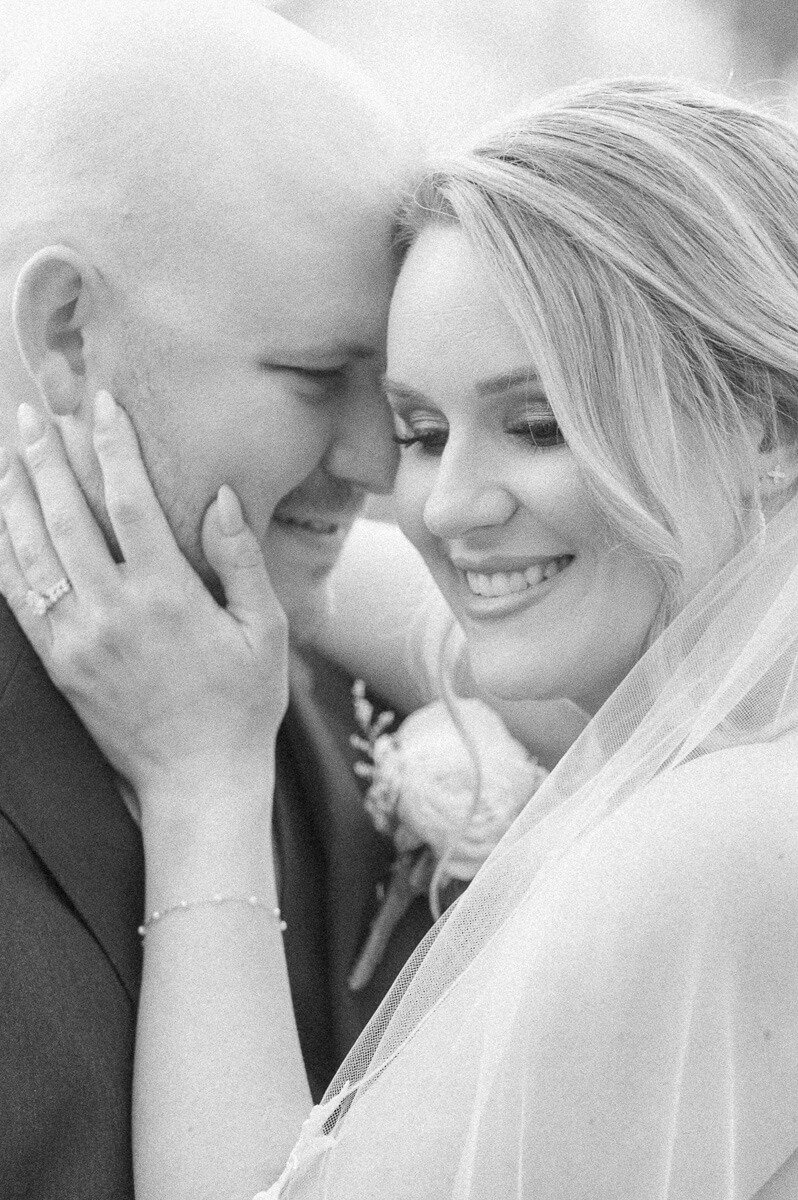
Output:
[
  {"xmin": 283, "ymin": 651, "xmax": 393, "ymax": 1055},
  {"xmin": 272, "ymin": 718, "xmax": 338, "ymax": 1099},
  {"xmin": 0, "ymin": 601, "xmax": 144, "ymax": 1004}
]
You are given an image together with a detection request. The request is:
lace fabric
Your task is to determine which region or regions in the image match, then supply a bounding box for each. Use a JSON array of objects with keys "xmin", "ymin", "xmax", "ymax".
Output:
[{"xmin": 278, "ymin": 492, "xmax": 798, "ymax": 1199}]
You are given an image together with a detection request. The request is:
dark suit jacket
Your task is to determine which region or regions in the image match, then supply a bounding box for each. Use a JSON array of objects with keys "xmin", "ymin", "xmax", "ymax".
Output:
[{"xmin": 0, "ymin": 599, "xmax": 431, "ymax": 1200}]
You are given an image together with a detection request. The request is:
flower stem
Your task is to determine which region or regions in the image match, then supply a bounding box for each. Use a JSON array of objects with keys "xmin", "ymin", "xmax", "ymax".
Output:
[{"xmin": 348, "ymin": 848, "xmax": 435, "ymax": 991}]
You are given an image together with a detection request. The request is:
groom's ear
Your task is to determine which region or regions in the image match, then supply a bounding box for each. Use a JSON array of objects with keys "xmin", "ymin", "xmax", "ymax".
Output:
[{"xmin": 12, "ymin": 245, "xmax": 103, "ymax": 417}]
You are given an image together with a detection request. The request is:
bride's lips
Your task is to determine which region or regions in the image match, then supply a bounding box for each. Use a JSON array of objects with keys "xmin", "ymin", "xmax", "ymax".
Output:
[{"xmin": 450, "ymin": 553, "xmax": 575, "ymax": 619}]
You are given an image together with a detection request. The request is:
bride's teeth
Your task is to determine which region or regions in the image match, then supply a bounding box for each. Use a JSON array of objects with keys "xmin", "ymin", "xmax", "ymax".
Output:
[
  {"xmin": 524, "ymin": 564, "xmax": 545, "ymax": 587},
  {"xmin": 464, "ymin": 557, "xmax": 570, "ymax": 597}
]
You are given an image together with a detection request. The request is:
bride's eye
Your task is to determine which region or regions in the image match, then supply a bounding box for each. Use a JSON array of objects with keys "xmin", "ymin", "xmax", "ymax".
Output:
[
  {"xmin": 511, "ymin": 417, "xmax": 565, "ymax": 449},
  {"xmin": 393, "ymin": 422, "xmax": 448, "ymax": 454}
]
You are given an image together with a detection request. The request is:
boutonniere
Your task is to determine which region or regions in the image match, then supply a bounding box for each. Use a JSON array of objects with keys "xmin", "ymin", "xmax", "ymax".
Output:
[{"xmin": 348, "ymin": 681, "xmax": 549, "ymax": 990}]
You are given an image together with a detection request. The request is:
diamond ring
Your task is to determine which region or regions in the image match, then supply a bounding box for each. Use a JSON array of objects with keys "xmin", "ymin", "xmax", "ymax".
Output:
[{"xmin": 25, "ymin": 577, "xmax": 72, "ymax": 616}]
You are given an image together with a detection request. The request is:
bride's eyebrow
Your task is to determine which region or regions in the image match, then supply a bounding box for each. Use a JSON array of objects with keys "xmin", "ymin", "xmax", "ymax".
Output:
[
  {"xmin": 380, "ymin": 379, "xmax": 427, "ymax": 403},
  {"xmin": 381, "ymin": 367, "xmax": 545, "ymax": 404},
  {"xmin": 476, "ymin": 368, "xmax": 543, "ymax": 396}
]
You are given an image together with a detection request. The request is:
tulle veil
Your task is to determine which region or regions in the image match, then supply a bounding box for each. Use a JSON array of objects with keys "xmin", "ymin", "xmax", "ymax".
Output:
[{"xmin": 301, "ymin": 489, "xmax": 798, "ymax": 1197}]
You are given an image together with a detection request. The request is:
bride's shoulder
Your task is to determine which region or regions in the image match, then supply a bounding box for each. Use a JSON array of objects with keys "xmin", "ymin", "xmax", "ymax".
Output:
[
  {"xmin": 644, "ymin": 734, "xmax": 798, "ymax": 826},
  {"xmin": 552, "ymin": 737, "xmax": 798, "ymax": 982},
  {"xmin": 617, "ymin": 734, "xmax": 798, "ymax": 904}
]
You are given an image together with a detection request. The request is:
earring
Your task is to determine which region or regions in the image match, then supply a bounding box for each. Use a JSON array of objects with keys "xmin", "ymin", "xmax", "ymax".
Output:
[{"xmin": 766, "ymin": 463, "xmax": 786, "ymax": 483}]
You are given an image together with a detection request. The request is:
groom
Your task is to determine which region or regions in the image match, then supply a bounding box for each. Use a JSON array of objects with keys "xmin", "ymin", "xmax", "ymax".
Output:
[{"xmin": 0, "ymin": 3, "xmax": 430, "ymax": 1197}]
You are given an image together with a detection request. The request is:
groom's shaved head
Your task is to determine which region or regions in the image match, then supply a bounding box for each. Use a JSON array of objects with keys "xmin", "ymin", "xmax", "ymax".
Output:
[
  {"xmin": 1, "ymin": 0, "xmax": 401, "ymax": 286},
  {"xmin": 0, "ymin": 0, "xmax": 409, "ymax": 616}
]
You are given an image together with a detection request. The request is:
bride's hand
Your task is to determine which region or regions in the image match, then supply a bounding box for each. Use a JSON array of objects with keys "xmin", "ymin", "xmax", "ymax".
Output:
[{"xmin": 0, "ymin": 391, "xmax": 288, "ymax": 815}]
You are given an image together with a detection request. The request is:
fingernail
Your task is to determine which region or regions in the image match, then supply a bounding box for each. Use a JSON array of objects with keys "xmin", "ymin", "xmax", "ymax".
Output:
[
  {"xmin": 0, "ymin": 446, "xmax": 10, "ymax": 479},
  {"xmin": 217, "ymin": 485, "xmax": 245, "ymax": 537},
  {"xmin": 17, "ymin": 404, "xmax": 46, "ymax": 445},
  {"xmin": 94, "ymin": 390, "xmax": 118, "ymax": 430}
]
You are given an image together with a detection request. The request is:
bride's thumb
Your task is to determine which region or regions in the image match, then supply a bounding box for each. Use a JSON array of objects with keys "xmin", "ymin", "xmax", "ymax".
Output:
[{"xmin": 202, "ymin": 486, "xmax": 287, "ymax": 642}]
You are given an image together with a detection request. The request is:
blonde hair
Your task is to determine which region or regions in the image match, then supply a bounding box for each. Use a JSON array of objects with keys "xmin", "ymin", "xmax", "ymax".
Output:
[{"xmin": 395, "ymin": 79, "xmax": 798, "ymax": 624}]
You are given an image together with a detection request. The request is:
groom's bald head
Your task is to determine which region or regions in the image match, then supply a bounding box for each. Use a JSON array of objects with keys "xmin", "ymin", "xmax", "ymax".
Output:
[
  {"xmin": 0, "ymin": 0, "xmax": 402, "ymax": 286},
  {"xmin": 0, "ymin": 0, "xmax": 409, "ymax": 613}
]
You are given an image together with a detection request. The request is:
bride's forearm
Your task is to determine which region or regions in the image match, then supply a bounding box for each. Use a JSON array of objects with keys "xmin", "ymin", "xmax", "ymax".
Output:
[
  {"xmin": 134, "ymin": 785, "xmax": 312, "ymax": 1200},
  {"xmin": 0, "ymin": 403, "xmax": 306, "ymax": 1198},
  {"xmin": 138, "ymin": 778, "xmax": 277, "ymax": 907}
]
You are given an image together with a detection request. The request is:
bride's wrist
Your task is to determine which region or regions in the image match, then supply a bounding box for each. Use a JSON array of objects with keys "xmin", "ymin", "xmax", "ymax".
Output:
[
  {"xmin": 133, "ymin": 756, "xmax": 275, "ymax": 823},
  {"xmin": 139, "ymin": 779, "xmax": 273, "ymax": 840},
  {"xmin": 141, "ymin": 800, "xmax": 277, "ymax": 909},
  {"xmin": 138, "ymin": 766, "xmax": 273, "ymax": 848}
]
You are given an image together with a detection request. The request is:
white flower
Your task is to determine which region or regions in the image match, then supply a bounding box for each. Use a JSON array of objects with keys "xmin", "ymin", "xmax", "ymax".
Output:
[
  {"xmin": 380, "ymin": 699, "xmax": 548, "ymax": 881},
  {"xmin": 349, "ymin": 687, "xmax": 549, "ymax": 991}
]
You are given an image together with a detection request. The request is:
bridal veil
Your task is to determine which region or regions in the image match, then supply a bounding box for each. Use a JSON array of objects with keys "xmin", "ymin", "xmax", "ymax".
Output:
[
  {"xmin": 284, "ymin": 451, "xmax": 798, "ymax": 1200},
  {"xmin": 274, "ymin": 82, "xmax": 798, "ymax": 1199}
]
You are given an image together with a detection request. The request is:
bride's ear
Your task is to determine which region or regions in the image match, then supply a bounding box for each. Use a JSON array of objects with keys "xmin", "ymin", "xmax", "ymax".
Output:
[
  {"xmin": 757, "ymin": 439, "xmax": 798, "ymax": 509},
  {"xmin": 12, "ymin": 245, "xmax": 103, "ymax": 417}
]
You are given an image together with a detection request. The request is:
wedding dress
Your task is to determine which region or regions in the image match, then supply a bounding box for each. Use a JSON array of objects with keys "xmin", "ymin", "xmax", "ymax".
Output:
[{"xmin": 257, "ymin": 493, "xmax": 798, "ymax": 1200}]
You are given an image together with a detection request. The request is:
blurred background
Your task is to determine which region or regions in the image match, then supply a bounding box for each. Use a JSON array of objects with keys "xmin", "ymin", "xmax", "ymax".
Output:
[{"xmin": 273, "ymin": 0, "xmax": 798, "ymax": 150}]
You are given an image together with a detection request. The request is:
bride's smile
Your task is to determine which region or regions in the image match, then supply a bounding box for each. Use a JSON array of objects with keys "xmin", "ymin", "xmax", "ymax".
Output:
[
  {"xmin": 458, "ymin": 552, "xmax": 574, "ymax": 601},
  {"xmin": 448, "ymin": 553, "xmax": 575, "ymax": 624}
]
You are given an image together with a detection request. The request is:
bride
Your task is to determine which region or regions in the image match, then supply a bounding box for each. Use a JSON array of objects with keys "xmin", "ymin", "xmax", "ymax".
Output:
[{"xmin": 1, "ymin": 79, "xmax": 798, "ymax": 1199}]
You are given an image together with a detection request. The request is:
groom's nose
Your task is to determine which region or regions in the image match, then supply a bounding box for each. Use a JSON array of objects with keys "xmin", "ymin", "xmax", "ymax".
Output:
[{"xmin": 322, "ymin": 370, "xmax": 398, "ymax": 495}]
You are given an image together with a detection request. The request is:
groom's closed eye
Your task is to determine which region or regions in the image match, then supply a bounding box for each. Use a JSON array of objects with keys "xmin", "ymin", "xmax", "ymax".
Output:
[{"xmin": 260, "ymin": 363, "xmax": 350, "ymax": 399}]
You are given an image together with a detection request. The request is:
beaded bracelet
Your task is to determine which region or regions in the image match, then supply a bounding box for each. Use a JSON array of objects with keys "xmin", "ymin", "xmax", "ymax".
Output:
[{"xmin": 138, "ymin": 893, "xmax": 287, "ymax": 938}]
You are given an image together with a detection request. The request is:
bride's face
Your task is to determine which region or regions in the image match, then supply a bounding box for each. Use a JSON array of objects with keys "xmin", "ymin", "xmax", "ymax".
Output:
[{"xmin": 386, "ymin": 226, "xmax": 707, "ymax": 713}]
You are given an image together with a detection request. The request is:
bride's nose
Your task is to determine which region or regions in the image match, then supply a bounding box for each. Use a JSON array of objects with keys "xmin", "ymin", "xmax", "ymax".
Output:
[{"xmin": 422, "ymin": 439, "xmax": 517, "ymax": 539}]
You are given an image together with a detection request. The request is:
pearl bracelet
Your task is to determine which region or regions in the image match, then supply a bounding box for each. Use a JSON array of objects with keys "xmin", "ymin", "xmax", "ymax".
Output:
[{"xmin": 138, "ymin": 893, "xmax": 287, "ymax": 938}]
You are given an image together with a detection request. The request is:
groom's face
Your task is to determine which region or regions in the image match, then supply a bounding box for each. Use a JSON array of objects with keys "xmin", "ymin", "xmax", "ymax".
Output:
[
  {"xmin": 1, "ymin": 0, "xmax": 409, "ymax": 634},
  {"xmin": 89, "ymin": 162, "xmax": 399, "ymax": 630}
]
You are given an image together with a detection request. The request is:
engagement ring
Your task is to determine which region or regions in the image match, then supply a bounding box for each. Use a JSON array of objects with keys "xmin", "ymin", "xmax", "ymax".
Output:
[{"xmin": 25, "ymin": 577, "xmax": 72, "ymax": 616}]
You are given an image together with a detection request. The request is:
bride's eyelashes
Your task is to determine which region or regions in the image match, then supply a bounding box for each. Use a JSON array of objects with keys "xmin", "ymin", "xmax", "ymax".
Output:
[
  {"xmin": 514, "ymin": 417, "xmax": 566, "ymax": 448},
  {"xmin": 393, "ymin": 424, "xmax": 448, "ymax": 453},
  {"xmin": 393, "ymin": 417, "xmax": 566, "ymax": 454}
]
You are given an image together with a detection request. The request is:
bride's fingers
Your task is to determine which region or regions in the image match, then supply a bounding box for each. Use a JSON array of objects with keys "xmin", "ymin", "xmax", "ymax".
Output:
[
  {"xmin": 92, "ymin": 391, "xmax": 181, "ymax": 570},
  {"xmin": 0, "ymin": 508, "xmax": 23, "ymax": 602},
  {"xmin": 0, "ymin": 444, "xmax": 73, "ymax": 611},
  {"xmin": 16, "ymin": 404, "xmax": 113, "ymax": 592},
  {"xmin": 0, "ymin": 507, "xmax": 53, "ymax": 653},
  {"xmin": 202, "ymin": 486, "xmax": 288, "ymax": 650}
]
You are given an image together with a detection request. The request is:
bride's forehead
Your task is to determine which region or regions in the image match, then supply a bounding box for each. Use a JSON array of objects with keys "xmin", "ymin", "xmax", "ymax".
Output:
[{"xmin": 389, "ymin": 233, "xmax": 528, "ymax": 372}]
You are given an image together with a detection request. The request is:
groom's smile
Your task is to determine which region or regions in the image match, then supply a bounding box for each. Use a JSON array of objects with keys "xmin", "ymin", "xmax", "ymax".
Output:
[{"xmin": 266, "ymin": 471, "xmax": 372, "ymax": 631}]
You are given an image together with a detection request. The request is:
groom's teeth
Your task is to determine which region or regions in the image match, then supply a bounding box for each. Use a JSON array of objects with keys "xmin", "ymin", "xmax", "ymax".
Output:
[
  {"xmin": 275, "ymin": 514, "xmax": 338, "ymax": 535},
  {"xmin": 464, "ymin": 557, "xmax": 571, "ymax": 598}
]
